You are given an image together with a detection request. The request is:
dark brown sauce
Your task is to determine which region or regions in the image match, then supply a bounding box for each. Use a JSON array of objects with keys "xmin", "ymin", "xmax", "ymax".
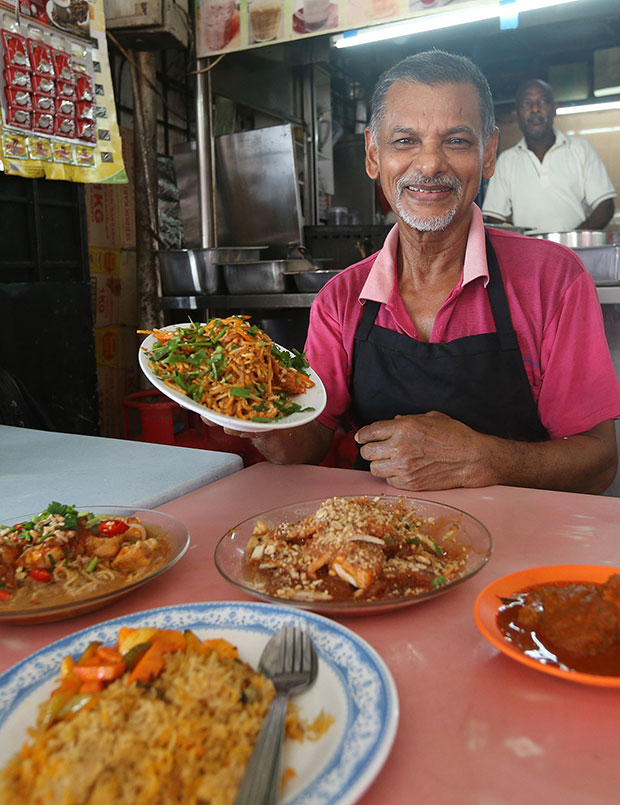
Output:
[
  {"xmin": 246, "ymin": 561, "xmax": 443, "ymax": 602},
  {"xmin": 497, "ymin": 578, "xmax": 620, "ymax": 677}
]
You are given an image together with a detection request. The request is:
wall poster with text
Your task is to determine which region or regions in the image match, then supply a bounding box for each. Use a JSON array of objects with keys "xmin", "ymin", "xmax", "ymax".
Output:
[
  {"xmin": 0, "ymin": 0, "xmax": 125, "ymax": 183},
  {"xmin": 196, "ymin": 0, "xmax": 495, "ymax": 58}
]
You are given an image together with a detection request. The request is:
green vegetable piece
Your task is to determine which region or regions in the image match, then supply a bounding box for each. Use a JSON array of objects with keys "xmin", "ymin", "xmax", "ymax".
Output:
[
  {"xmin": 431, "ymin": 575, "xmax": 448, "ymax": 588},
  {"xmin": 44, "ymin": 690, "xmax": 76, "ymax": 727},
  {"xmin": 56, "ymin": 692, "xmax": 95, "ymax": 721},
  {"xmin": 121, "ymin": 641, "xmax": 153, "ymax": 670},
  {"xmin": 230, "ymin": 387, "xmax": 252, "ymax": 398},
  {"xmin": 85, "ymin": 556, "xmax": 99, "ymax": 573}
]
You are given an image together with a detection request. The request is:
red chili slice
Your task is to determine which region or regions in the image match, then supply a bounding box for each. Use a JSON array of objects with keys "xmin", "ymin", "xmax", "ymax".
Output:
[
  {"xmin": 96, "ymin": 519, "xmax": 130, "ymax": 536},
  {"xmin": 28, "ymin": 568, "xmax": 52, "ymax": 582},
  {"xmin": 0, "ymin": 589, "xmax": 12, "ymax": 599}
]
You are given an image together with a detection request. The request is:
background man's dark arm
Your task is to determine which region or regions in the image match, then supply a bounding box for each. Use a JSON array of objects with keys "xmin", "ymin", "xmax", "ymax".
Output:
[
  {"xmin": 483, "ymin": 214, "xmax": 511, "ymax": 225},
  {"xmin": 579, "ymin": 198, "xmax": 615, "ymax": 230}
]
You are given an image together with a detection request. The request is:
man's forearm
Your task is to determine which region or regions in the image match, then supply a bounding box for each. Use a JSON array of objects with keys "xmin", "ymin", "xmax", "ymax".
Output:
[
  {"xmin": 483, "ymin": 214, "xmax": 511, "ymax": 225},
  {"xmin": 477, "ymin": 421, "xmax": 618, "ymax": 494},
  {"xmin": 579, "ymin": 198, "xmax": 615, "ymax": 231},
  {"xmin": 249, "ymin": 420, "xmax": 334, "ymax": 465}
]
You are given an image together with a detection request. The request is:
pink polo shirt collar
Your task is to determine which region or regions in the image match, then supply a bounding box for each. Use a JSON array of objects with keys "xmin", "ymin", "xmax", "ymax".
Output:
[{"xmin": 359, "ymin": 203, "xmax": 490, "ymax": 305}]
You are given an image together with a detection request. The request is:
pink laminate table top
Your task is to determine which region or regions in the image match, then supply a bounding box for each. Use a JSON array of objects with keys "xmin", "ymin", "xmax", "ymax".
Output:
[{"xmin": 2, "ymin": 463, "xmax": 619, "ymax": 804}]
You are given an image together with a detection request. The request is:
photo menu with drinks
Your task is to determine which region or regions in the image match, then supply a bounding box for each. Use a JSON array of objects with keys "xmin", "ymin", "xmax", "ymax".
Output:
[
  {"xmin": 197, "ymin": 0, "xmax": 490, "ymax": 57},
  {"xmin": 0, "ymin": 0, "xmax": 125, "ymax": 183}
]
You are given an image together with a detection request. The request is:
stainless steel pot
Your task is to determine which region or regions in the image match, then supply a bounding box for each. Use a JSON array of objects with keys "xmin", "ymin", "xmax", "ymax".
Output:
[
  {"xmin": 572, "ymin": 246, "xmax": 620, "ymax": 284},
  {"xmin": 293, "ymin": 270, "xmax": 341, "ymax": 292},
  {"xmin": 221, "ymin": 258, "xmax": 329, "ymax": 294},
  {"xmin": 534, "ymin": 231, "xmax": 620, "ymax": 247},
  {"xmin": 158, "ymin": 247, "xmax": 266, "ymax": 294}
]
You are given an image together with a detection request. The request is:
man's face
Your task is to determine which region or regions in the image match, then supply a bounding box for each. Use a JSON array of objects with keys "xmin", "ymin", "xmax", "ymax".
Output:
[
  {"xmin": 515, "ymin": 82, "xmax": 555, "ymax": 140},
  {"xmin": 365, "ymin": 81, "xmax": 497, "ymax": 233}
]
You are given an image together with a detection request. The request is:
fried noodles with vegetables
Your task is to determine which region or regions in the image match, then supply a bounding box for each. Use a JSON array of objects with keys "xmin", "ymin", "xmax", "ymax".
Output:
[
  {"xmin": 139, "ymin": 317, "xmax": 316, "ymax": 422},
  {"xmin": 0, "ymin": 502, "xmax": 170, "ymax": 610},
  {"xmin": 0, "ymin": 628, "xmax": 333, "ymax": 804}
]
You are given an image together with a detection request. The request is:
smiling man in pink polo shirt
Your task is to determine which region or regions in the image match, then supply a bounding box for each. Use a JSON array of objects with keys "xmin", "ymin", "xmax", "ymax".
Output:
[{"xmin": 233, "ymin": 50, "xmax": 620, "ymax": 493}]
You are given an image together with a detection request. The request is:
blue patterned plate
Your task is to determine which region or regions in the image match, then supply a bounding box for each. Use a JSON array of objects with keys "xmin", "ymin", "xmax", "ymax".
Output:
[{"xmin": 0, "ymin": 601, "xmax": 399, "ymax": 804}]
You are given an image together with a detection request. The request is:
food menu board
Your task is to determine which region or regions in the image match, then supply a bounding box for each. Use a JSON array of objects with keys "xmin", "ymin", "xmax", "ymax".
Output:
[
  {"xmin": 0, "ymin": 0, "xmax": 125, "ymax": 182},
  {"xmin": 197, "ymin": 0, "xmax": 493, "ymax": 57}
]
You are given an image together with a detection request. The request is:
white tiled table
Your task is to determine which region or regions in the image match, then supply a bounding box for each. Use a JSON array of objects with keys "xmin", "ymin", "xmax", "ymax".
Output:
[{"xmin": 0, "ymin": 425, "xmax": 243, "ymax": 519}]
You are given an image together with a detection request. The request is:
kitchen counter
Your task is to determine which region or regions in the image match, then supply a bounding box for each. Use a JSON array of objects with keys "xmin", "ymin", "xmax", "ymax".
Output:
[
  {"xmin": 0, "ymin": 425, "xmax": 243, "ymax": 519},
  {"xmin": 1, "ymin": 463, "xmax": 620, "ymax": 804}
]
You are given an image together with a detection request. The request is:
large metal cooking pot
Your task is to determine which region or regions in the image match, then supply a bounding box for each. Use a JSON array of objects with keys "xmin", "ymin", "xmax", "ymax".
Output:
[
  {"xmin": 158, "ymin": 247, "xmax": 266, "ymax": 294},
  {"xmin": 293, "ymin": 270, "xmax": 341, "ymax": 292},
  {"xmin": 534, "ymin": 231, "xmax": 620, "ymax": 247},
  {"xmin": 221, "ymin": 258, "xmax": 330, "ymax": 294}
]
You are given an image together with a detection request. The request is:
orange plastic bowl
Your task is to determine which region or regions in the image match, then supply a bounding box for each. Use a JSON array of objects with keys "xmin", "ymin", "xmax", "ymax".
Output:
[{"xmin": 473, "ymin": 564, "xmax": 620, "ymax": 687}]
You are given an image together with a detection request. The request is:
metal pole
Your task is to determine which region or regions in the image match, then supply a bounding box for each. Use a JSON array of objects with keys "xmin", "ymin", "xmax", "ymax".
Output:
[{"xmin": 196, "ymin": 58, "xmax": 216, "ymax": 249}]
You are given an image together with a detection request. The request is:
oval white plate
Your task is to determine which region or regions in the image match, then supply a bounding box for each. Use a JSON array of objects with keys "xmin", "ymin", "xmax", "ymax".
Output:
[
  {"xmin": 138, "ymin": 323, "xmax": 327, "ymax": 432},
  {"xmin": 0, "ymin": 601, "xmax": 398, "ymax": 805}
]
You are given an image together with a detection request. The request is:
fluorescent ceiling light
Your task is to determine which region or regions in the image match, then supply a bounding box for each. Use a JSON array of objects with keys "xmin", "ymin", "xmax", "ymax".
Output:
[
  {"xmin": 333, "ymin": 0, "xmax": 583, "ymax": 49},
  {"xmin": 594, "ymin": 85, "xmax": 620, "ymax": 97},
  {"xmin": 565, "ymin": 126, "xmax": 620, "ymax": 135},
  {"xmin": 556, "ymin": 100, "xmax": 620, "ymax": 115}
]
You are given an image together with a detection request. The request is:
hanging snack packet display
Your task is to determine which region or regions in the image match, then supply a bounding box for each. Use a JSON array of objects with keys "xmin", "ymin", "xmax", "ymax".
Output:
[{"xmin": 0, "ymin": 0, "xmax": 125, "ymax": 183}]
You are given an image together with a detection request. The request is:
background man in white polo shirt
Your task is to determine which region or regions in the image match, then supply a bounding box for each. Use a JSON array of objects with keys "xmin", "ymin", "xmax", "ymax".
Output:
[{"xmin": 482, "ymin": 78, "xmax": 616, "ymax": 233}]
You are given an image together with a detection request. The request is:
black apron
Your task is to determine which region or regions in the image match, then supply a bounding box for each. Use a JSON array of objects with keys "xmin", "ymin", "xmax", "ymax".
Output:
[{"xmin": 351, "ymin": 233, "xmax": 548, "ymax": 471}]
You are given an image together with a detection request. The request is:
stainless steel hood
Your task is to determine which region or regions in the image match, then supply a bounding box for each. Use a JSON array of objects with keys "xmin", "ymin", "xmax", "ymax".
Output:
[{"xmin": 173, "ymin": 124, "xmax": 303, "ymax": 249}]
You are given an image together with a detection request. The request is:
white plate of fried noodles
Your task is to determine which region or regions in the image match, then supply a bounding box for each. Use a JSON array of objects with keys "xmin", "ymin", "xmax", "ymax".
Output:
[
  {"xmin": 0, "ymin": 601, "xmax": 398, "ymax": 805},
  {"xmin": 138, "ymin": 319, "xmax": 326, "ymax": 432}
]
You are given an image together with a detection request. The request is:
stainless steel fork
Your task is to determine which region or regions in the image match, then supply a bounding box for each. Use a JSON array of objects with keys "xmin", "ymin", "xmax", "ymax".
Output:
[{"xmin": 234, "ymin": 622, "xmax": 318, "ymax": 805}]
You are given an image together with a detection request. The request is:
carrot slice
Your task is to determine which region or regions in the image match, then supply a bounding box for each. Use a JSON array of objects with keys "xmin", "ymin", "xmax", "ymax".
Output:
[
  {"xmin": 72, "ymin": 662, "xmax": 126, "ymax": 681},
  {"xmin": 152, "ymin": 629, "xmax": 186, "ymax": 652},
  {"xmin": 127, "ymin": 643, "xmax": 166, "ymax": 685},
  {"xmin": 78, "ymin": 679, "xmax": 105, "ymax": 693},
  {"xmin": 96, "ymin": 645, "xmax": 123, "ymax": 664}
]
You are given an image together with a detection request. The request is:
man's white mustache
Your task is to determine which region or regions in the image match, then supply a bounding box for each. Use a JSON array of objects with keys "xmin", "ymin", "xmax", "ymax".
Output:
[{"xmin": 397, "ymin": 173, "xmax": 462, "ymax": 193}]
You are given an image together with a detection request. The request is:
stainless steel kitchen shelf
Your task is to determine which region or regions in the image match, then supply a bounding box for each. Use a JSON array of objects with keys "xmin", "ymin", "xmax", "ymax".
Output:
[
  {"xmin": 160, "ymin": 294, "xmax": 317, "ymax": 309},
  {"xmin": 597, "ymin": 286, "xmax": 620, "ymax": 304},
  {"xmin": 162, "ymin": 288, "xmax": 620, "ymax": 308}
]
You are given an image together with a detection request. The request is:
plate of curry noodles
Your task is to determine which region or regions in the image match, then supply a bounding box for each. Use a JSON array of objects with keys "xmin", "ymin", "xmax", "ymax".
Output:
[
  {"xmin": 474, "ymin": 564, "xmax": 620, "ymax": 686},
  {"xmin": 215, "ymin": 495, "xmax": 493, "ymax": 615},
  {"xmin": 138, "ymin": 318, "xmax": 326, "ymax": 432},
  {"xmin": 0, "ymin": 502, "xmax": 190, "ymax": 624}
]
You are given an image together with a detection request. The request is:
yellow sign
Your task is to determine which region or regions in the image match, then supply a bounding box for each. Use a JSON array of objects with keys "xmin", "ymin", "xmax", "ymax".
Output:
[{"xmin": 0, "ymin": 0, "xmax": 125, "ymax": 183}]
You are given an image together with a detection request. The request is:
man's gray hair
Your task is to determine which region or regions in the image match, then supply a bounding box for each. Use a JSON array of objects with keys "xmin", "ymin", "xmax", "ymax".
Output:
[{"xmin": 368, "ymin": 49, "xmax": 496, "ymax": 145}]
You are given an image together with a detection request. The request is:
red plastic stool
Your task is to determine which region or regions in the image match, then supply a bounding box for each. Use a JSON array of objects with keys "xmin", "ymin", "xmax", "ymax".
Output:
[
  {"xmin": 123, "ymin": 390, "xmax": 180, "ymax": 445},
  {"xmin": 123, "ymin": 390, "xmax": 266, "ymax": 466}
]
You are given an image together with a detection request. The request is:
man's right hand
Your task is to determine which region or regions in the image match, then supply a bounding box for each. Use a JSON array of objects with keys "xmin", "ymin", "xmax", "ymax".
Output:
[{"xmin": 355, "ymin": 412, "xmax": 492, "ymax": 490}]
